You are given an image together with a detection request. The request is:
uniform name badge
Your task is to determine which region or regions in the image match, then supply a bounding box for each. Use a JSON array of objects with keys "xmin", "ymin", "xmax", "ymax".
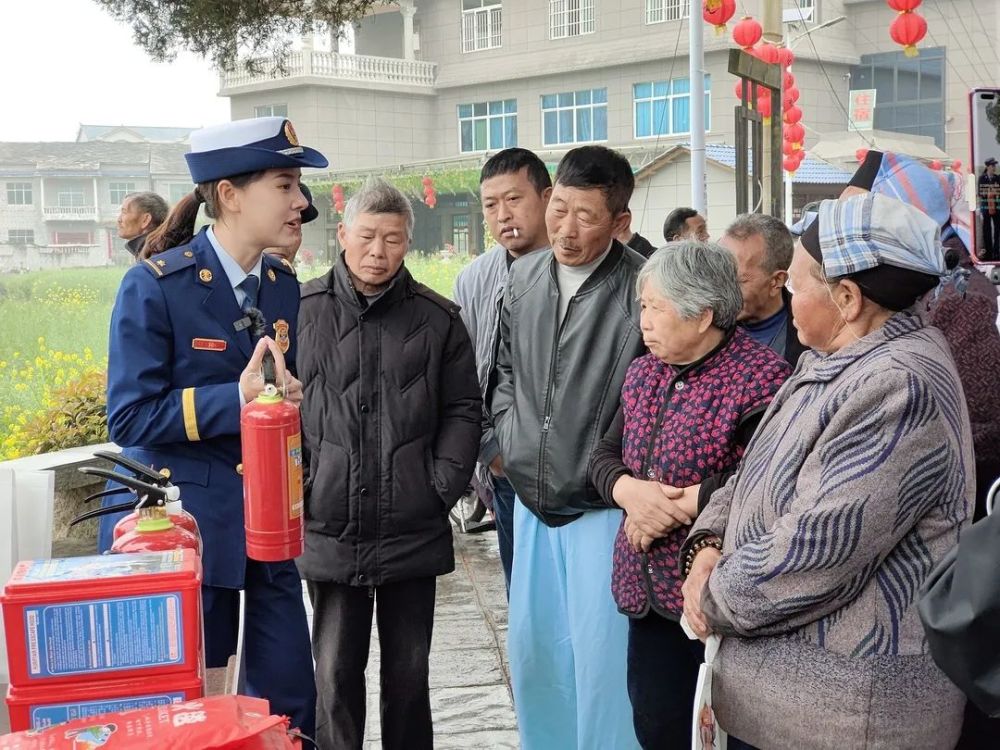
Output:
[
  {"xmin": 273, "ymin": 320, "xmax": 290, "ymax": 353},
  {"xmin": 192, "ymin": 338, "xmax": 227, "ymax": 352}
]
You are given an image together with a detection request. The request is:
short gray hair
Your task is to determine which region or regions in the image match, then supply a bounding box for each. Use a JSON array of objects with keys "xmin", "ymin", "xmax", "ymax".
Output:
[
  {"xmin": 724, "ymin": 213, "xmax": 793, "ymax": 273},
  {"xmin": 343, "ymin": 177, "xmax": 414, "ymax": 239},
  {"xmin": 123, "ymin": 191, "xmax": 169, "ymax": 227},
  {"xmin": 637, "ymin": 241, "xmax": 743, "ymax": 330}
]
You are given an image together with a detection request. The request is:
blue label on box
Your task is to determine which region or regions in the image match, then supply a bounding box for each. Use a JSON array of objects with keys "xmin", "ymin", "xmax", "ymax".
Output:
[
  {"xmin": 30, "ymin": 691, "xmax": 186, "ymax": 728},
  {"xmin": 19, "ymin": 551, "xmax": 183, "ymax": 583},
  {"xmin": 23, "ymin": 594, "xmax": 185, "ymax": 678}
]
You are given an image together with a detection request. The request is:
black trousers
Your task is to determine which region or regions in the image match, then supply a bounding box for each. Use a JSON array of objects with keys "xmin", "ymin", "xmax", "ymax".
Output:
[
  {"xmin": 627, "ymin": 611, "xmax": 705, "ymax": 750},
  {"xmin": 307, "ymin": 577, "xmax": 437, "ymax": 750},
  {"xmin": 981, "ymin": 211, "xmax": 1000, "ymax": 260}
]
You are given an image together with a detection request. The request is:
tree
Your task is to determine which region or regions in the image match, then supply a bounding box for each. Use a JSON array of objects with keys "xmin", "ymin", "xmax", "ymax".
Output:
[{"xmin": 93, "ymin": 0, "xmax": 380, "ymax": 74}]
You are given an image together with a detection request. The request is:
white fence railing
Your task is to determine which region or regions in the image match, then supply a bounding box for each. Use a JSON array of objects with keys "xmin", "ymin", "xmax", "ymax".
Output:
[{"xmin": 221, "ymin": 51, "xmax": 437, "ymax": 90}]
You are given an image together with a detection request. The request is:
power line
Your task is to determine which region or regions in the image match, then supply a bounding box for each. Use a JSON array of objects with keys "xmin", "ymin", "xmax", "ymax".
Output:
[
  {"xmin": 639, "ymin": 8, "xmax": 689, "ymax": 223},
  {"xmin": 927, "ymin": 0, "xmax": 996, "ymax": 73},
  {"xmin": 964, "ymin": 0, "xmax": 1000, "ymax": 67},
  {"xmin": 789, "ymin": 3, "xmax": 875, "ymax": 147}
]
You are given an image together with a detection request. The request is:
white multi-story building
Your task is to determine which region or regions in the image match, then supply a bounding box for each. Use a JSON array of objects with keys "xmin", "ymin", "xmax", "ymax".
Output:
[
  {"xmin": 0, "ymin": 134, "xmax": 192, "ymax": 271},
  {"xmin": 219, "ymin": 0, "xmax": 998, "ymax": 254}
]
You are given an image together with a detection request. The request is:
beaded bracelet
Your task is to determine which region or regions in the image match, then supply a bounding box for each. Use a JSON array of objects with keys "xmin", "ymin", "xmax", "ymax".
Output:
[{"xmin": 682, "ymin": 535, "xmax": 723, "ymax": 578}]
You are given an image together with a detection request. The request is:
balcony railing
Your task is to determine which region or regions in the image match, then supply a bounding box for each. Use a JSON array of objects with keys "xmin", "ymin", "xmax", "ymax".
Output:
[
  {"xmin": 221, "ymin": 51, "xmax": 437, "ymax": 91},
  {"xmin": 43, "ymin": 206, "xmax": 98, "ymax": 221}
]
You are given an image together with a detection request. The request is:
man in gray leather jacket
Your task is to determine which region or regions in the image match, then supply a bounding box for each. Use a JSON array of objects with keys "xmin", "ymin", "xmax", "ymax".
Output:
[
  {"xmin": 453, "ymin": 148, "xmax": 552, "ymax": 594},
  {"xmin": 489, "ymin": 145, "xmax": 645, "ymax": 749}
]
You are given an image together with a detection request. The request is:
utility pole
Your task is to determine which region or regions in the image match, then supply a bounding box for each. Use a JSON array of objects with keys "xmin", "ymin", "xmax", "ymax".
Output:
[
  {"xmin": 689, "ymin": 2, "xmax": 706, "ymax": 215},
  {"xmin": 761, "ymin": 0, "xmax": 783, "ymax": 216}
]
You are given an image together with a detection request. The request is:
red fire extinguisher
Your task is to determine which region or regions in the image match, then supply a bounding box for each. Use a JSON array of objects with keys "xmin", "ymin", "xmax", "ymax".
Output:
[
  {"xmin": 72, "ymin": 458, "xmax": 201, "ymax": 555},
  {"xmin": 83, "ymin": 451, "xmax": 201, "ymax": 545},
  {"xmin": 240, "ymin": 349, "xmax": 304, "ymax": 562}
]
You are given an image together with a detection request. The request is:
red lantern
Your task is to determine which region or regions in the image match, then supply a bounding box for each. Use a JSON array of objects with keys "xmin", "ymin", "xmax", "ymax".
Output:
[
  {"xmin": 783, "ymin": 70, "xmax": 796, "ymax": 89},
  {"xmin": 784, "ymin": 122, "xmax": 805, "ymax": 144},
  {"xmin": 856, "ymin": 148, "xmax": 869, "ymax": 163},
  {"xmin": 952, "ymin": 159, "xmax": 962, "ymax": 172},
  {"xmin": 422, "ymin": 176, "xmax": 437, "ymax": 208},
  {"xmin": 777, "ymin": 47, "xmax": 795, "ymax": 68},
  {"xmin": 783, "ymin": 156, "xmax": 799, "ymax": 174},
  {"xmin": 889, "ymin": 10, "xmax": 927, "ymax": 57},
  {"xmin": 331, "ymin": 184, "xmax": 345, "ymax": 214},
  {"xmin": 755, "ymin": 42, "xmax": 780, "ymax": 64},
  {"xmin": 783, "ymin": 104, "xmax": 803, "ymax": 124},
  {"xmin": 887, "ymin": 0, "xmax": 922, "ymax": 10},
  {"xmin": 734, "ymin": 79, "xmax": 750, "ymax": 100},
  {"xmin": 930, "ymin": 159, "xmax": 943, "ymax": 170},
  {"xmin": 757, "ymin": 92, "xmax": 773, "ymax": 119},
  {"xmin": 732, "ymin": 16, "xmax": 763, "ymax": 49},
  {"xmin": 703, "ymin": 0, "xmax": 736, "ymax": 35},
  {"xmin": 793, "ymin": 149, "xmax": 807, "ymax": 164},
  {"xmin": 782, "ymin": 141, "xmax": 797, "ymax": 156},
  {"xmin": 783, "ymin": 86, "xmax": 800, "ymax": 105}
]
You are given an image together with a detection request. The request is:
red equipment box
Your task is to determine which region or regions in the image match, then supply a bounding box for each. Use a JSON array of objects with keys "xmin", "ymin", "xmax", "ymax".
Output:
[
  {"xmin": 5, "ymin": 670, "xmax": 203, "ymax": 732},
  {"xmin": 2, "ymin": 549, "xmax": 203, "ymax": 687}
]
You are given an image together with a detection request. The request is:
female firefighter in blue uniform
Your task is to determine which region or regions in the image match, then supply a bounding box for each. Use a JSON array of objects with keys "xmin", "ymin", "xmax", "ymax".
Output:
[{"xmin": 102, "ymin": 117, "xmax": 327, "ymax": 737}]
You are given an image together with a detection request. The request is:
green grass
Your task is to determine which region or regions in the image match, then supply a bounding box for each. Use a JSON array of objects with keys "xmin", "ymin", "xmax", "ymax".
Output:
[{"xmin": 0, "ymin": 254, "xmax": 469, "ymax": 448}]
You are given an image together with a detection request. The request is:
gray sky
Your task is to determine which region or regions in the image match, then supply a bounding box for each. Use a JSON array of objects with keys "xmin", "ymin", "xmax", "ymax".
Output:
[{"xmin": 0, "ymin": 0, "xmax": 231, "ymax": 142}]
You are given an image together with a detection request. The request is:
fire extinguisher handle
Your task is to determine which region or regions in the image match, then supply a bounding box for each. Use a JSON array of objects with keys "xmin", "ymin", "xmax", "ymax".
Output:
[
  {"xmin": 84, "ymin": 486, "xmax": 132, "ymax": 504},
  {"xmin": 93, "ymin": 450, "xmax": 170, "ymax": 486},
  {"xmin": 70, "ymin": 499, "xmax": 142, "ymax": 526},
  {"xmin": 262, "ymin": 349, "xmax": 277, "ymax": 386},
  {"xmin": 79, "ymin": 467, "xmax": 169, "ymax": 499}
]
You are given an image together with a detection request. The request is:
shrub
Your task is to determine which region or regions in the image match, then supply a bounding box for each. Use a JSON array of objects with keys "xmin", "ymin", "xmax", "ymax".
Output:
[{"xmin": 2, "ymin": 370, "xmax": 108, "ymax": 459}]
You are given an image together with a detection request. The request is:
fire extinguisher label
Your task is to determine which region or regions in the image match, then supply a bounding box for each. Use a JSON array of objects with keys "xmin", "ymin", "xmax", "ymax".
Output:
[
  {"xmin": 23, "ymin": 594, "xmax": 184, "ymax": 678},
  {"xmin": 30, "ymin": 691, "xmax": 187, "ymax": 728},
  {"xmin": 288, "ymin": 433, "xmax": 304, "ymax": 519}
]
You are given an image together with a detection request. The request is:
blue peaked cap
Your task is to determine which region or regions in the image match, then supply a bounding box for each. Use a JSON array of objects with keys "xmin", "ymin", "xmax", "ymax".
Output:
[{"xmin": 185, "ymin": 117, "xmax": 328, "ymax": 184}]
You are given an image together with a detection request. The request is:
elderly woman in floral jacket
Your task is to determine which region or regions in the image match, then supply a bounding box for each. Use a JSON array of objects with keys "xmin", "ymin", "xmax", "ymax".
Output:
[
  {"xmin": 589, "ymin": 242, "xmax": 790, "ymax": 749},
  {"xmin": 681, "ymin": 194, "xmax": 975, "ymax": 750}
]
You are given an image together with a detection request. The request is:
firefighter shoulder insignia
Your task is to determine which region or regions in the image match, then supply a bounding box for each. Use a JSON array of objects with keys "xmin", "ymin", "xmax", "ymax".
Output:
[
  {"xmin": 139, "ymin": 245, "xmax": 197, "ymax": 278},
  {"xmin": 273, "ymin": 320, "xmax": 290, "ymax": 353},
  {"xmin": 199, "ymin": 269, "xmax": 213, "ymax": 283},
  {"xmin": 267, "ymin": 268, "xmax": 277, "ymax": 283}
]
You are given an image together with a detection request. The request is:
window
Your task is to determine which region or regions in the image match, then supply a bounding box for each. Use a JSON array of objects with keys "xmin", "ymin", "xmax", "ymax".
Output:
[
  {"xmin": 452, "ymin": 215, "xmax": 471, "ymax": 255},
  {"xmin": 254, "ymin": 104, "xmax": 288, "ymax": 118},
  {"xmin": 168, "ymin": 183, "xmax": 193, "ymax": 204},
  {"xmin": 541, "ymin": 89, "xmax": 607, "ymax": 145},
  {"xmin": 57, "ymin": 190, "xmax": 87, "ymax": 207},
  {"xmin": 549, "ymin": 0, "xmax": 595, "ymax": 39},
  {"xmin": 850, "ymin": 47, "xmax": 945, "ymax": 147},
  {"xmin": 646, "ymin": 0, "xmax": 690, "ymax": 25},
  {"xmin": 633, "ymin": 75, "xmax": 711, "ymax": 138},
  {"xmin": 462, "ymin": 0, "xmax": 502, "ymax": 52},
  {"xmin": 6, "ymin": 182, "xmax": 32, "ymax": 205},
  {"xmin": 7, "ymin": 230, "xmax": 34, "ymax": 245},
  {"xmin": 52, "ymin": 232, "xmax": 92, "ymax": 245},
  {"xmin": 458, "ymin": 99, "xmax": 517, "ymax": 152},
  {"xmin": 109, "ymin": 182, "xmax": 135, "ymax": 205}
]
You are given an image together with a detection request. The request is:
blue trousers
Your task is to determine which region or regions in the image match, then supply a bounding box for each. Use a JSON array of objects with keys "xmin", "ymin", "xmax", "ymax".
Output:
[
  {"xmin": 493, "ymin": 475, "xmax": 516, "ymax": 595},
  {"xmin": 202, "ymin": 559, "xmax": 316, "ymax": 739},
  {"xmin": 509, "ymin": 498, "xmax": 639, "ymax": 750}
]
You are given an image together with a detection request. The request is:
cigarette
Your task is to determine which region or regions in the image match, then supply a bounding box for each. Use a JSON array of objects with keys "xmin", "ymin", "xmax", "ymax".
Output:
[{"xmin": 512, "ymin": 228, "xmax": 519, "ymax": 239}]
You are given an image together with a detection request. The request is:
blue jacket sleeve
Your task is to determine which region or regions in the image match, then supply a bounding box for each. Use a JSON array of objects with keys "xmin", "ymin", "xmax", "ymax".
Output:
[{"xmin": 106, "ymin": 268, "xmax": 241, "ymax": 447}]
